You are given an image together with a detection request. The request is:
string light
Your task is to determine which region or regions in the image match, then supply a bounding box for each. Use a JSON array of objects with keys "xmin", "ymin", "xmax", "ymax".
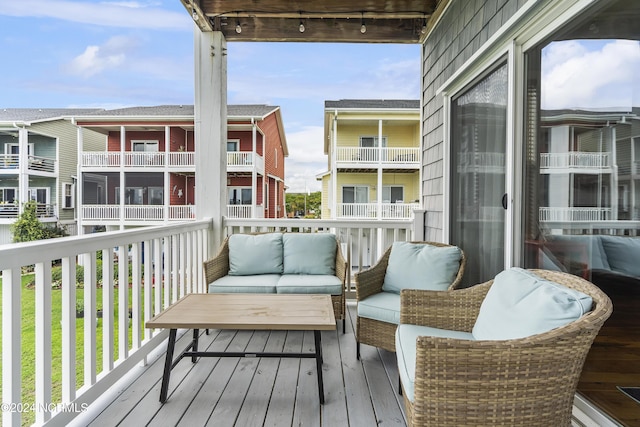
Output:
[
  {"xmin": 192, "ymin": 8, "xmax": 198, "ymax": 21},
  {"xmin": 360, "ymin": 13, "xmax": 366, "ymax": 34},
  {"xmin": 421, "ymin": 15, "xmax": 427, "ymax": 34},
  {"xmin": 299, "ymin": 12, "xmax": 305, "ymax": 33},
  {"xmin": 235, "ymin": 12, "xmax": 241, "ymax": 33}
]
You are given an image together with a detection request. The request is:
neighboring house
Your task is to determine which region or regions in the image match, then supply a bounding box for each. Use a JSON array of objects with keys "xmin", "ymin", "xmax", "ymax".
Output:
[
  {"xmin": 0, "ymin": 108, "xmax": 104, "ymax": 244},
  {"xmin": 74, "ymin": 104, "xmax": 287, "ymax": 232},
  {"xmin": 318, "ymin": 99, "xmax": 421, "ymax": 220},
  {"xmin": 537, "ymin": 109, "xmax": 640, "ymax": 224}
]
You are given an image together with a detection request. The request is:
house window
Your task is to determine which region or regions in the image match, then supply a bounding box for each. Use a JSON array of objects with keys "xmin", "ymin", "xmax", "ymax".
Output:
[
  {"xmin": 359, "ymin": 136, "xmax": 387, "ymax": 147},
  {"xmin": 5, "ymin": 143, "xmax": 34, "ymax": 155},
  {"xmin": 28, "ymin": 187, "xmax": 49, "ymax": 204},
  {"xmin": 228, "ymin": 187, "xmax": 252, "ymax": 205},
  {"xmin": 227, "ymin": 140, "xmax": 239, "ymax": 152},
  {"xmin": 0, "ymin": 188, "xmax": 17, "ymax": 203},
  {"xmin": 132, "ymin": 140, "xmax": 159, "ymax": 152},
  {"xmin": 63, "ymin": 182, "xmax": 74, "ymax": 208},
  {"xmin": 382, "ymin": 186, "xmax": 404, "ymax": 203},
  {"xmin": 149, "ymin": 187, "xmax": 163, "ymax": 205},
  {"xmin": 342, "ymin": 186, "xmax": 368, "ymax": 203}
]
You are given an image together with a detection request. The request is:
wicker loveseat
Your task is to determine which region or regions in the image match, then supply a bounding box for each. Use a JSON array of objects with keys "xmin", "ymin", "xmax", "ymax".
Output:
[
  {"xmin": 355, "ymin": 241, "xmax": 466, "ymax": 359},
  {"xmin": 203, "ymin": 232, "xmax": 347, "ymax": 332},
  {"xmin": 395, "ymin": 268, "xmax": 613, "ymax": 427}
]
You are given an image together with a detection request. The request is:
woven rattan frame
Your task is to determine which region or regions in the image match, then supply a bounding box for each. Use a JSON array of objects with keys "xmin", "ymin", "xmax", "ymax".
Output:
[
  {"xmin": 355, "ymin": 241, "xmax": 466, "ymax": 353},
  {"xmin": 399, "ymin": 269, "xmax": 613, "ymax": 427},
  {"xmin": 203, "ymin": 233, "xmax": 347, "ymax": 327}
]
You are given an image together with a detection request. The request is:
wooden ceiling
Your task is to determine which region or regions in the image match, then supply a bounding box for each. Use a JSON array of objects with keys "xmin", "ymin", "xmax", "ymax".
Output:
[{"xmin": 179, "ymin": 0, "xmax": 445, "ymax": 43}]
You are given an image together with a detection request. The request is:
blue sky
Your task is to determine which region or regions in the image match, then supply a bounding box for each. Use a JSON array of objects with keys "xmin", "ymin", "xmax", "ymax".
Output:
[{"xmin": 0, "ymin": 0, "xmax": 421, "ymax": 192}]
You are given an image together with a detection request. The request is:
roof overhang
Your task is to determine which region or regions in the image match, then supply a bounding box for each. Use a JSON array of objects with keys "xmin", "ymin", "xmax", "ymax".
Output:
[{"xmin": 180, "ymin": 0, "xmax": 447, "ymax": 43}]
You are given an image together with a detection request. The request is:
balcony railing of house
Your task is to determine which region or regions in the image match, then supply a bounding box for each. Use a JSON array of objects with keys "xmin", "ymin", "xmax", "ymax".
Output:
[
  {"xmin": 0, "ymin": 154, "xmax": 56, "ymax": 172},
  {"xmin": 81, "ymin": 152, "xmax": 195, "ymax": 168},
  {"xmin": 226, "ymin": 204, "xmax": 265, "ymax": 218},
  {"xmin": 0, "ymin": 153, "xmax": 19, "ymax": 169},
  {"xmin": 539, "ymin": 207, "xmax": 613, "ymax": 222},
  {"xmin": 456, "ymin": 152, "xmax": 505, "ymax": 172},
  {"xmin": 456, "ymin": 206, "xmax": 505, "ymax": 222},
  {"xmin": 28, "ymin": 155, "xmax": 56, "ymax": 173},
  {"xmin": 0, "ymin": 203, "xmax": 55, "ymax": 219},
  {"xmin": 335, "ymin": 147, "xmax": 420, "ymax": 164},
  {"xmin": 226, "ymin": 151, "xmax": 265, "ymax": 171},
  {"xmin": 0, "ymin": 216, "xmax": 421, "ymax": 426},
  {"xmin": 540, "ymin": 152, "xmax": 610, "ymax": 169},
  {"xmin": 336, "ymin": 202, "xmax": 420, "ymax": 220},
  {"xmin": 82, "ymin": 205, "xmax": 196, "ymax": 221}
]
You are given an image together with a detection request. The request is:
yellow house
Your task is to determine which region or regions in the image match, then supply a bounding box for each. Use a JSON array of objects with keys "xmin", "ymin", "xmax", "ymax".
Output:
[{"xmin": 319, "ymin": 99, "xmax": 421, "ymax": 220}]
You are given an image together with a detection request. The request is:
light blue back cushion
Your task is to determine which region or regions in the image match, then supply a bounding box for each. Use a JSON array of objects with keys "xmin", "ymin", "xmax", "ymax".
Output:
[
  {"xmin": 472, "ymin": 268, "xmax": 592, "ymax": 340},
  {"xmin": 282, "ymin": 233, "xmax": 336, "ymax": 275},
  {"xmin": 600, "ymin": 236, "xmax": 640, "ymax": 277},
  {"xmin": 228, "ymin": 233, "xmax": 283, "ymax": 276},
  {"xmin": 381, "ymin": 242, "xmax": 462, "ymax": 294}
]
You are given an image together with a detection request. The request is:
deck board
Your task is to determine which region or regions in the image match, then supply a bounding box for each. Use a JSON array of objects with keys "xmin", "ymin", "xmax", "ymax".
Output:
[{"xmin": 79, "ymin": 304, "xmax": 407, "ymax": 427}]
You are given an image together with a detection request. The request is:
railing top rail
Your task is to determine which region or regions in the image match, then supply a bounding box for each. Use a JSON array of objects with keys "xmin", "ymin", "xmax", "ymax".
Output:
[
  {"xmin": 0, "ymin": 219, "xmax": 212, "ymax": 270},
  {"xmin": 223, "ymin": 217, "xmax": 413, "ymax": 230}
]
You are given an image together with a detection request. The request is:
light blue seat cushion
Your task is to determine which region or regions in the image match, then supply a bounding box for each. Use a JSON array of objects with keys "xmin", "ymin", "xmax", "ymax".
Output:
[
  {"xmin": 395, "ymin": 324, "xmax": 475, "ymax": 402},
  {"xmin": 547, "ymin": 235, "xmax": 610, "ymax": 271},
  {"xmin": 228, "ymin": 233, "xmax": 283, "ymax": 276},
  {"xmin": 208, "ymin": 274, "xmax": 280, "ymax": 293},
  {"xmin": 357, "ymin": 292, "xmax": 401, "ymax": 325},
  {"xmin": 381, "ymin": 242, "xmax": 462, "ymax": 294},
  {"xmin": 472, "ymin": 268, "xmax": 592, "ymax": 340},
  {"xmin": 282, "ymin": 233, "xmax": 336, "ymax": 275},
  {"xmin": 599, "ymin": 236, "xmax": 640, "ymax": 278},
  {"xmin": 276, "ymin": 274, "xmax": 343, "ymax": 295}
]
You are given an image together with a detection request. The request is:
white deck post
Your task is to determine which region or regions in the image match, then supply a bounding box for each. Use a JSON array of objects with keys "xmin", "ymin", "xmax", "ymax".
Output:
[{"xmin": 194, "ymin": 28, "xmax": 227, "ymax": 252}]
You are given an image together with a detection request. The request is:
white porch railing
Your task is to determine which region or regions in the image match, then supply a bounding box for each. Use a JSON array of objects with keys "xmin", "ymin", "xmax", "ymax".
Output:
[
  {"xmin": 226, "ymin": 204, "xmax": 265, "ymax": 218},
  {"xmin": 540, "ymin": 152, "xmax": 610, "ymax": 169},
  {"xmin": 0, "ymin": 216, "xmax": 420, "ymax": 426},
  {"xmin": 0, "ymin": 220, "xmax": 212, "ymax": 427},
  {"xmin": 336, "ymin": 202, "xmax": 420, "ymax": 219},
  {"xmin": 335, "ymin": 147, "xmax": 420, "ymax": 164},
  {"xmin": 82, "ymin": 205, "xmax": 197, "ymax": 221},
  {"xmin": 81, "ymin": 152, "xmax": 196, "ymax": 168},
  {"xmin": 539, "ymin": 207, "xmax": 612, "ymax": 222},
  {"xmin": 28, "ymin": 155, "xmax": 56, "ymax": 173},
  {"xmin": 0, "ymin": 153, "xmax": 19, "ymax": 169},
  {"xmin": 226, "ymin": 151, "xmax": 265, "ymax": 172}
]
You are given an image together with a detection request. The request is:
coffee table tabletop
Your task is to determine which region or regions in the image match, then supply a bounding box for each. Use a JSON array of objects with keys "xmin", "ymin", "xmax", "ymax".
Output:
[{"xmin": 146, "ymin": 293, "xmax": 336, "ymax": 331}]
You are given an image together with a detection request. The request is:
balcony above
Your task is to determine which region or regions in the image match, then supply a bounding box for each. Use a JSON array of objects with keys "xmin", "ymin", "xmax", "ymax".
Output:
[
  {"xmin": 81, "ymin": 204, "xmax": 195, "ymax": 224},
  {"xmin": 227, "ymin": 151, "xmax": 265, "ymax": 174},
  {"xmin": 0, "ymin": 154, "xmax": 57, "ymax": 175},
  {"xmin": 0, "ymin": 203, "xmax": 56, "ymax": 222},
  {"xmin": 81, "ymin": 152, "xmax": 195, "ymax": 171},
  {"xmin": 335, "ymin": 147, "xmax": 419, "ymax": 172},
  {"xmin": 337, "ymin": 202, "xmax": 420, "ymax": 220},
  {"xmin": 539, "ymin": 152, "xmax": 611, "ymax": 173}
]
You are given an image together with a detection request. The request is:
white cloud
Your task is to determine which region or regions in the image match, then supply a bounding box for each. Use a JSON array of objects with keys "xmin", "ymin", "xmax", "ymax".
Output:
[
  {"xmin": 0, "ymin": 0, "xmax": 190, "ymax": 30},
  {"xmin": 284, "ymin": 125, "xmax": 326, "ymax": 192},
  {"xmin": 542, "ymin": 40, "xmax": 640, "ymax": 110},
  {"xmin": 65, "ymin": 35, "xmax": 136, "ymax": 77}
]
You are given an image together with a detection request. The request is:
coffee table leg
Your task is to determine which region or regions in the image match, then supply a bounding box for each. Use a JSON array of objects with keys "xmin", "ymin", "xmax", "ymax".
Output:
[
  {"xmin": 192, "ymin": 329, "xmax": 199, "ymax": 363},
  {"xmin": 160, "ymin": 328, "xmax": 177, "ymax": 403},
  {"xmin": 314, "ymin": 330, "xmax": 325, "ymax": 404}
]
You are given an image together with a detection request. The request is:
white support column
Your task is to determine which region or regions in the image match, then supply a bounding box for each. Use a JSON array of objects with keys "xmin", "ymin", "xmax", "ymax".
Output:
[
  {"xmin": 331, "ymin": 113, "xmax": 338, "ymax": 219},
  {"xmin": 119, "ymin": 126, "xmax": 126, "ymax": 229},
  {"xmin": 2, "ymin": 269, "xmax": 21, "ymax": 427},
  {"xmin": 18, "ymin": 127, "xmax": 28, "ymax": 214},
  {"xmin": 76, "ymin": 126, "xmax": 84, "ymax": 235},
  {"xmin": 164, "ymin": 126, "xmax": 170, "ymax": 223},
  {"xmin": 377, "ymin": 119, "xmax": 384, "ymax": 254},
  {"xmin": 251, "ymin": 119, "xmax": 257, "ymax": 218},
  {"xmin": 194, "ymin": 29, "xmax": 227, "ymax": 251}
]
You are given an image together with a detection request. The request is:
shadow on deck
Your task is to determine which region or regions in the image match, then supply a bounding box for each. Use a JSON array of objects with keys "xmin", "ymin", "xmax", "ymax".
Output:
[{"xmin": 72, "ymin": 304, "xmax": 407, "ymax": 427}]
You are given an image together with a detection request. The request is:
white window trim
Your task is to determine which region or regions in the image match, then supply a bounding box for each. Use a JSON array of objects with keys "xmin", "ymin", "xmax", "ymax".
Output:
[
  {"xmin": 341, "ymin": 185, "xmax": 370, "ymax": 203},
  {"xmin": 359, "ymin": 136, "xmax": 388, "ymax": 147},
  {"xmin": 62, "ymin": 182, "xmax": 75, "ymax": 209},
  {"xmin": 131, "ymin": 140, "xmax": 159, "ymax": 152},
  {"xmin": 227, "ymin": 139, "xmax": 240, "ymax": 152}
]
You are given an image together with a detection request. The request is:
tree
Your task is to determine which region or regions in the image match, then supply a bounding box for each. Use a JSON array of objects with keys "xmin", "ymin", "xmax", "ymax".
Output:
[
  {"xmin": 285, "ymin": 191, "xmax": 321, "ymax": 218},
  {"xmin": 10, "ymin": 200, "xmax": 68, "ymax": 243}
]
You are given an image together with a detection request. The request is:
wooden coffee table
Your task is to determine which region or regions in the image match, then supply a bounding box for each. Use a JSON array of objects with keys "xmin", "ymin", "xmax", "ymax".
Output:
[{"xmin": 146, "ymin": 293, "xmax": 336, "ymax": 404}]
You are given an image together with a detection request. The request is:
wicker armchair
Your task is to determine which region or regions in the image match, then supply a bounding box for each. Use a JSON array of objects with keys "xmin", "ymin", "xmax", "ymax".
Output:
[
  {"xmin": 355, "ymin": 241, "xmax": 466, "ymax": 358},
  {"xmin": 398, "ymin": 269, "xmax": 613, "ymax": 427}
]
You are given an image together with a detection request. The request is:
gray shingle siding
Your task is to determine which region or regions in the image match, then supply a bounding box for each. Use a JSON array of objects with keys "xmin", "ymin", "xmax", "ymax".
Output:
[{"xmin": 421, "ymin": 0, "xmax": 525, "ymax": 241}]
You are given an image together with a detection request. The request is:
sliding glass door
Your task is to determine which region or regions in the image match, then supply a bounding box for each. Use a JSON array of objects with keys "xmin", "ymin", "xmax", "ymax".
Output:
[{"xmin": 450, "ymin": 63, "xmax": 508, "ymax": 286}]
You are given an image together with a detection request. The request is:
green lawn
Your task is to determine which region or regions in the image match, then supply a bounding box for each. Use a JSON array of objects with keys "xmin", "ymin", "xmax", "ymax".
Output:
[{"xmin": 0, "ymin": 273, "xmax": 151, "ymax": 426}]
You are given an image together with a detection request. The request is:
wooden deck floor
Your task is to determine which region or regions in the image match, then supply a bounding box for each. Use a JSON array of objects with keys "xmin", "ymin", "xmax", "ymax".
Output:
[{"xmin": 77, "ymin": 303, "xmax": 407, "ymax": 427}]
